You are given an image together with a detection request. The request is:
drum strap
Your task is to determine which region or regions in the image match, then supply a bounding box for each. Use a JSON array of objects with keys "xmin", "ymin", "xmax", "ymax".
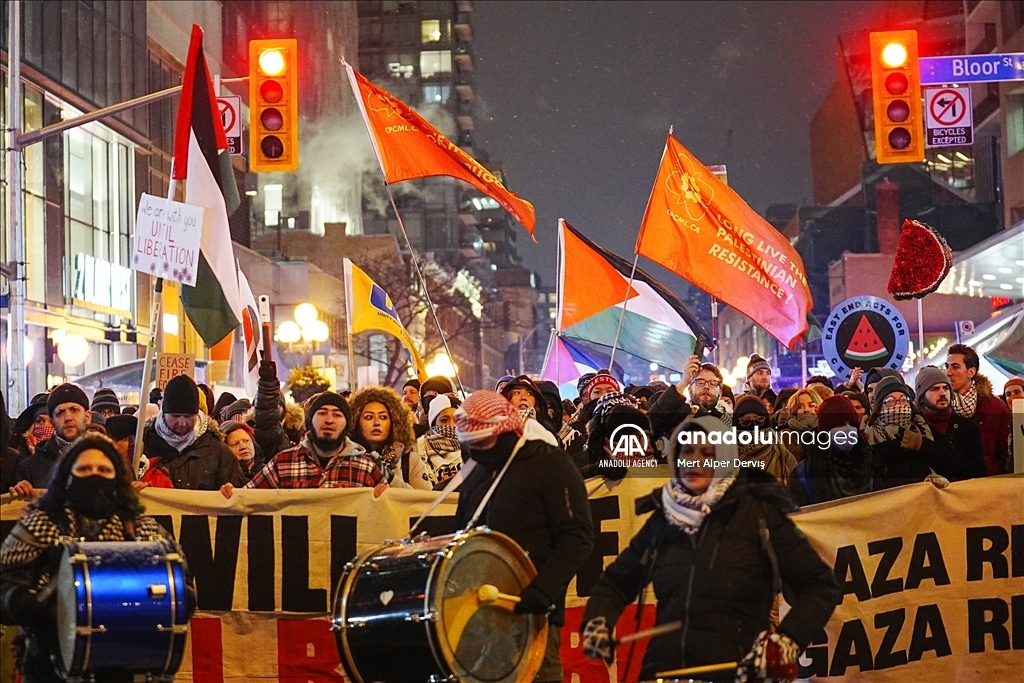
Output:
[
  {"xmin": 407, "ymin": 459, "xmax": 478, "ymax": 536},
  {"xmin": 463, "ymin": 431, "xmax": 530, "ymax": 531}
]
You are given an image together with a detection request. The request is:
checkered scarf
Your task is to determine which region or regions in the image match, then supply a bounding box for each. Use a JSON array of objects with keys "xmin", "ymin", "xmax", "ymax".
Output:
[
  {"xmin": 455, "ymin": 391, "xmax": 524, "ymax": 445},
  {"xmin": 592, "ymin": 392, "xmax": 638, "ymax": 431},
  {"xmin": 951, "ymin": 381, "xmax": 979, "ymax": 419}
]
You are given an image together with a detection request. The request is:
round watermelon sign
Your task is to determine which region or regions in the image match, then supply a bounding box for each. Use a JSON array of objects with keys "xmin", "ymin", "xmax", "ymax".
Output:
[{"xmin": 822, "ymin": 296, "xmax": 909, "ymax": 378}]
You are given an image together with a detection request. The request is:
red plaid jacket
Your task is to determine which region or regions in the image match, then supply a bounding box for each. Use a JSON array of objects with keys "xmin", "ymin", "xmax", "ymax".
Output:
[{"xmin": 244, "ymin": 439, "xmax": 385, "ymax": 489}]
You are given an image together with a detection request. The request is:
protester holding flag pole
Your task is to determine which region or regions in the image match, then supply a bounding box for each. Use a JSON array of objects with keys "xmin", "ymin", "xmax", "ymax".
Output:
[{"xmin": 132, "ymin": 25, "xmax": 243, "ymax": 479}]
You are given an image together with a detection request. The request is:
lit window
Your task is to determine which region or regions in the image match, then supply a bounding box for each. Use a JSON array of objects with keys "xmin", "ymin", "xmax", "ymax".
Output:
[
  {"xmin": 420, "ymin": 51, "xmax": 452, "ymax": 78},
  {"xmin": 421, "ymin": 19, "xmax": 442, "ymax": 43},
  {"xmin": 470, "ymin": 197, "xmax": 500, "ymax": 211},
  {"xmin": 423, "ymin": 84, "xmax": 451, "ymax": 104}
]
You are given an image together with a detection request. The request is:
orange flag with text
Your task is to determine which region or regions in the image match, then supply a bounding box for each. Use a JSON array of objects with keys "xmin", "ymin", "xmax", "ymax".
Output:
[
  {"xmin": 344, "ymin": 62, "xmax": 536, "ymax": 237},
  {"xmin": 635, "ymin": 133, "xmax": 813, "ymax": 348}
]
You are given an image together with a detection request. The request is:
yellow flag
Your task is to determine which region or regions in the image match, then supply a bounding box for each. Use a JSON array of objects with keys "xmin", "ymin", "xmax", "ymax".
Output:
[{"xmin": 343, "ymin": 258, "xmax": 426, "ymax": 380}]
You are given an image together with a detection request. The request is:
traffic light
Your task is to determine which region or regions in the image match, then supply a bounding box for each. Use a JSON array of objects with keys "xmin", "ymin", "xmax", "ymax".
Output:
[
  {"xmin": 249, "ymin": 38, "xmax": 299, "ymax": 172},
  {"xmin": 869, "ymin": 30, "xmax": 924, "ymax": 164}
]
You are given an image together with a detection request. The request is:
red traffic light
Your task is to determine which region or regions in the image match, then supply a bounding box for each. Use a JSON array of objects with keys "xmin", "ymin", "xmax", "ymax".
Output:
[
  {"xmin": 881, "ymin": 42, "xmax": 908, "ymax": 68},
  {"xmin": 259, "ymin": 49, "xmax": 286, "ymax": 77}
]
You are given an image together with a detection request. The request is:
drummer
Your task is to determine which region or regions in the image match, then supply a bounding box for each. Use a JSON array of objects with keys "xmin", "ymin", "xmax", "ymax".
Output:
[
  {"xmin": 580, "ymin": 416, "xmax": 840, "ymax": 682},
  {"xmin": 0, "ymin": 433, "xmax": 193, "ymax": 683},
  {"xmin": 454, "ymin": 391, "xmax": 594, "ymax": 683}
]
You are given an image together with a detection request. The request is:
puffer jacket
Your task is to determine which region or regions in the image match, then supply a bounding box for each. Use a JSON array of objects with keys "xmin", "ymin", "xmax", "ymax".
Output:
[
  {"xmin": 253, "ymin": 360, "xmax": 295, "ymax": 461},
  {"xmin": 582, "ymin": 468, "xmax": 841, "ymax": 680},
  {"xmin": 142, "ymin": 416, "xmax": 244, "ymax": 490},
  {"xmin": 455, "ymin": 420, "xmax": 595, "ymax": 626}
]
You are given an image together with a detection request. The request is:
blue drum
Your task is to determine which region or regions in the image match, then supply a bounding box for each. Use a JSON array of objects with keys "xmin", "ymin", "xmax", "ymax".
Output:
[{"xmin": 54, "ymin": 540, "xmax": 188, "ymax": 680}]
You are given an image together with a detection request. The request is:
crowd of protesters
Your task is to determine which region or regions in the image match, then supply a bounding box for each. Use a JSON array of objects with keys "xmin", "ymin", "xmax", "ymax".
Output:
[{"xmin": 0, "ymin": 340, "xmax": 1018, "ymax": 683}]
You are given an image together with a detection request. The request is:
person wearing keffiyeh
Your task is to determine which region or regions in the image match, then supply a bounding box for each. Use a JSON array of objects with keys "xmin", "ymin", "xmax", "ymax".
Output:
[
  {"xmin": 580, "ymin": 416, "xmax": 840, "ymax": 682},
  {"xmin": 945, "ymin": 344, "xmax": 1011, "ymax": 475},
  {"xmin": 864, "ymin": 376, "xmax": 962, "ymax": 488},
  {"xmin": 412, "ymin": 393, "xmax": 464, "ymax": 488}
]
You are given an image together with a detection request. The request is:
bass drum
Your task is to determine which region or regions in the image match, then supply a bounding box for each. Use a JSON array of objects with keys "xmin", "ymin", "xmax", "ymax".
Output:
[
  {"xmin": 54, "ymin": 540, "xmax": 188, "ymax": 680},
  {"xmin": 333, "ymin": 528, "xmax": 547, "ymax": 683}
]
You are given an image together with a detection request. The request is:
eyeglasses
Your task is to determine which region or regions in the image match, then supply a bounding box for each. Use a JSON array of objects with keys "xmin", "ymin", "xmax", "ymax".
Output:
[
  {"xmin": 738, "ymin": 414, "xmax": 766, "ymax": 427},
  {"xmin": 882, "ymin": 395, "xmax": 910, "ymax": 408},
  {"xmin": 691, "ymin": 379, "xmax": 721, "ymax": 389}
]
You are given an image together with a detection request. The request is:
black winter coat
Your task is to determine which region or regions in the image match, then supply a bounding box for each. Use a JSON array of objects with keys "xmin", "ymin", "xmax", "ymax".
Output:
[
  {"xmin": 455, "ymin": 432, "xmax": 594, "ymax": 626},
  {"xmin": 923, "ymin": 412, "xmax": 986, "ymax": 480},
  {"xmin": 12, "ymin": 438, "xmax": 64, "ymax": 488},
  {"xmin": 649, "ymin": 385, "xmax": 729, "ymax": 439},
  {"xmin": 254, "ymin": 367, "xmax": 295, "ymax": 460},
  {"xmin": 869, "ymin": 420, "xmax": 964, "ymax": 488},
  {"xmin": 142, "ymin": 426, "xmax": 244, "ymax": 490},
  {"xmin": 582, "ymin": 469, "xmax": 841, "ymax": 680}
]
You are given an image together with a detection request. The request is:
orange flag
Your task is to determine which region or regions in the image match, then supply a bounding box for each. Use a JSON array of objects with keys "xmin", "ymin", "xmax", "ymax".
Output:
[
  {"xmin": 344, "ymin": 62, "xmax": 536, "ymax": 237},
  {"xmin": 635, "ymin": 134, "xmax": 813, "ymax": 349}
]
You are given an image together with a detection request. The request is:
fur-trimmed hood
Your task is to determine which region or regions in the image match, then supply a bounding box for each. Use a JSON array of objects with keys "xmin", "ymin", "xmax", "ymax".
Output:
[
  {"xmin": 347, "ymin": 385, "xmax": 416, "ymax": 452},
  {"xmin": 975, "ymin": 374, "xmax": 994, "ymax": 398}
]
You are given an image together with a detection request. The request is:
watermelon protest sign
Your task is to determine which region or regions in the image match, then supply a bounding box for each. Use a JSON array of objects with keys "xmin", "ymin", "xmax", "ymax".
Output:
[{"xmin": 822, "ymin": 296, "xmax": 909, "ymax": 378}]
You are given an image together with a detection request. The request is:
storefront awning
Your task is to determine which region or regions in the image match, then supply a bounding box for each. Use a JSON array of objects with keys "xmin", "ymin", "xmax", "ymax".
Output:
[{"xmin": 936, "ymin": 221, "xmax": 1024, "ymax": 299}]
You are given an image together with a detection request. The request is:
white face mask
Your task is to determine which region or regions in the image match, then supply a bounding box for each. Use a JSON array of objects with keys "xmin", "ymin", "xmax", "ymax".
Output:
[{"xmin": 829, "ymin": 426, "xmax": 858, "ymax": 452}]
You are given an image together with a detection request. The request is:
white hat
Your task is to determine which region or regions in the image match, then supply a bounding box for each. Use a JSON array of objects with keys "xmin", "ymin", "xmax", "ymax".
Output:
[{"xmin": 428, "ymin": 393, "xmax": 454, "ymax": 427}]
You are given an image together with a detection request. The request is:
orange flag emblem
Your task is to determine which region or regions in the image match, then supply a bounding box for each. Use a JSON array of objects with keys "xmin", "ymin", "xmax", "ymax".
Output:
[
  {"xmin": 635, "ymin": 134, "xmax": 813, "ymax": 349},
  {"xmin": 345, "ymin": 62, "xmax": 536, "ymax": 237}
]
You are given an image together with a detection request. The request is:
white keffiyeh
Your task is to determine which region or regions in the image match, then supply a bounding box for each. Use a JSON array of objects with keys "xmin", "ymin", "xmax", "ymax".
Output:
[
  {"xmin": 951, "ymin": 382, "xmax": 979, "ymax": 418},
  {"xmin": 661, "ymin": 472, "xmax": 738, "ymax": 536}
]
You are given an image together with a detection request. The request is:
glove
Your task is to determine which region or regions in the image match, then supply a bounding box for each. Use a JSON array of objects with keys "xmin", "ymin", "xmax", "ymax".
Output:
[
  {"xmin": 513, "ymin": 583, "xmax": 554, "ymax": 615},
  {"xmin": 581, "ymin": 616, "xmax": 614, "ymax": 666},
  {"xmin": 258, "ymin": 359, "xmax": 278, "ymax": 383},
  {"xmin": 150, "ymin": 388, "xmax": 163, "ymax": 404},
  {"xmin": 736, "ymin": 630, "xmax": 800, "ymax": 683}
]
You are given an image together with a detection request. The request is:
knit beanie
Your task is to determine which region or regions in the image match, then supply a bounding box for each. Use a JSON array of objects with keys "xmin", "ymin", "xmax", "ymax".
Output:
[
  {"xmin": 162, "ymin": 375, "xmax": 200, "ymax": 415},
  {"xmin": 1005, "ymin": 378, "xmax": 1024, "ymax": 397},
  {"xmin": 871, "ymin": 376, "xmax": 913, "ymax": 412},
  {"xmin": 212, "ymin": 392, "xmax": 238, "ymax": 421},
  {"xmin": 303, "ymin": 391, "xmax": 352, "ymax": 432},
  {"xmin": 90, "ymin": 388, "xmax": 120, "ymax": 413},
  {"xmin": 733, "ymin": 394, "xmax": 769, "ymax": 422},
  {"xmin": 420, "ymin": 376, "xmax": 455, "ymax": 412},
  {"xmin": 746, "ymin": 354, "xmax": 771, "ymax": 380},
  {"xmin": 583, "ymin": 371, "xmax": 621, "ymax": 402},
  {"xmin": 104, "ymin": 414, "xmax": 138, "ymax": 441},
  {"xmin": 865, "ymin": 367, "xmax": 901, "ymax": 389},
  {"xmin": 816, "ymin": 395, "xmax": 859, "ymax": 432},
  {"xmin": 219, "ymin": 420, "xmax": 254, "ymax": 439},
  {"xmin": 222, "ymin": 398, "xmax": 253, "ymax": 422},
  {"xmin": 576, "ymin": 373, "xmax": 596, "ymax": 400},
  {"xmin": 914, "ymin": 366, "xmax": 951, "ymax": 400},
  {"xmin": 592, "ymin": 392, "xmax": 640, "ymax": 432},
  {"xmin": 455, "ymin": 390, "xmax": 523, "ymax": 445},
  {"xmin": 47, "ymin": 383, "xmax": 90, "ymax": 418},
  {"xmin": 427, "ymin": 393, "xmax": 461, "ymax": 427}
]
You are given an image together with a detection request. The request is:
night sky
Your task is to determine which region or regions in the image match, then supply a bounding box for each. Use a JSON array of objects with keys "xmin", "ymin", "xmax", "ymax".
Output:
[{"xmin": 473, "ymin": 1, "xmax": 885, "ymax": 288}]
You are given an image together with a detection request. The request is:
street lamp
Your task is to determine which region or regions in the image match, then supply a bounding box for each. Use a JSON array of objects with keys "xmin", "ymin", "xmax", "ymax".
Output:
[
  {"xmin": 425, "ymin": 351, "xmax": 458, "ymax": 379},
  {"xmin": 275, "ymin": 303, "xmax": 331, "ymax": 367}
]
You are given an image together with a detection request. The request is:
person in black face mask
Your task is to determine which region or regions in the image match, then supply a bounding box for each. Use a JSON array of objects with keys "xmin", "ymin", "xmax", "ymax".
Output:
[{"xmin": 0, "ymin": 433, "xmax": 194, "ymax": 683}]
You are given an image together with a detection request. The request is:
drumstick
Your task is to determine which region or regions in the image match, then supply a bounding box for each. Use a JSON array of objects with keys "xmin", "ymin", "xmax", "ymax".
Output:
[
  {"xmin": 613, "ymin": 620, "xmax": 682, "ymax": 646},
  {"xmin": 477, "ymin": 584, "xmax": 521, "ymax": 604},
  {"xmin": 656, "ymin": 661, "xmax": 739, "ymax": 677}
]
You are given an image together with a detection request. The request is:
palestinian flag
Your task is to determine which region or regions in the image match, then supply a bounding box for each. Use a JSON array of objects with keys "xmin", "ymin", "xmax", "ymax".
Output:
[
  {"xmin": 557, "ymin": 219, "xmax": 707, "ymax": 372},
  {"xmin": 175, "ymin": 25, "xmax": 242, "ymax": 347},
  {"xmin": 541, "ymin": 332, "xmax": 622, "ymax": 388}
]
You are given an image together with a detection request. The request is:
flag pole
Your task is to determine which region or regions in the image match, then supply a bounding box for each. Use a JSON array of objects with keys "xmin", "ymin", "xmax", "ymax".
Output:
[
  {"xmin": 131, "ymin": 175, "xmax": 176, "ymax": 480},
  {"xmin": 916, "ymin": 297, "xmax": 925, "ymax": 369},
  {"xmin": 383, "ymin": 184, "xmax": 466, "ymax": 395},
  {"xmin": 710, "ymin": 295, "xmax": 719, "ymax": 365},
  {"xmin": 608, "ymin": 253, "xmax": 640, "ymax": 373}
]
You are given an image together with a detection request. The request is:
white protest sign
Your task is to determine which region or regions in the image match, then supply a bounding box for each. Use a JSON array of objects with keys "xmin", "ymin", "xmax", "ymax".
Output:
[{"xmin": 132, "ymin": 193, "xmax": 205, "ymax": 286}]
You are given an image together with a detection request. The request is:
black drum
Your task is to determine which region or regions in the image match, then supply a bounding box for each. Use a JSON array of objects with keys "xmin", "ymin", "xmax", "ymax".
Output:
[{"xmin": 332, "ymin": 528, "xmax": 547, "ymax": 683}]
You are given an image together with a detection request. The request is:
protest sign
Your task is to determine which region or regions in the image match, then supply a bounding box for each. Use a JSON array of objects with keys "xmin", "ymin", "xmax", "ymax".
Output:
[
  {"xmin": 132, "ymin": 193, "xmax": 205, "ymax": 286},
  {"xmin": 156, "ymin": 353, "xmax": 195, "ymax": 391}
]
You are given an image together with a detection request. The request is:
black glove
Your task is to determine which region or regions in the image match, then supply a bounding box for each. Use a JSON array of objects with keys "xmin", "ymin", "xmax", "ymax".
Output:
[
  {"xmin": 3, "ymin": 584, "xmax": 55, "ymax": 629},
  {"xmin": 258, "ymin": 359, "xmax": 278, "ymax": 383},
  {"xmin": 150, "ymin": 388, "xmax": 163, "ymax": 404},
  {"xmin": 514, "ymin": 583, "xmax": 554, "ymax": 615}
]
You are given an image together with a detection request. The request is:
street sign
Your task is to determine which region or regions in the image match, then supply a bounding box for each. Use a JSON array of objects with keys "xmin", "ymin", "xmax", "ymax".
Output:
[
  {"xmin": 132, "ymin": 193, "xmax": 205, "ymax": 286},
  {"xmin": 218, "ymin": 95, "xmax": 243, "ymax": 155},
  {"xmin": 920, "ymin": 52, "xmax": 1024, "ymax": 85},
  {"xmin": 924, "ymin": 86, "xmax": 973, "ymax": 147}
]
